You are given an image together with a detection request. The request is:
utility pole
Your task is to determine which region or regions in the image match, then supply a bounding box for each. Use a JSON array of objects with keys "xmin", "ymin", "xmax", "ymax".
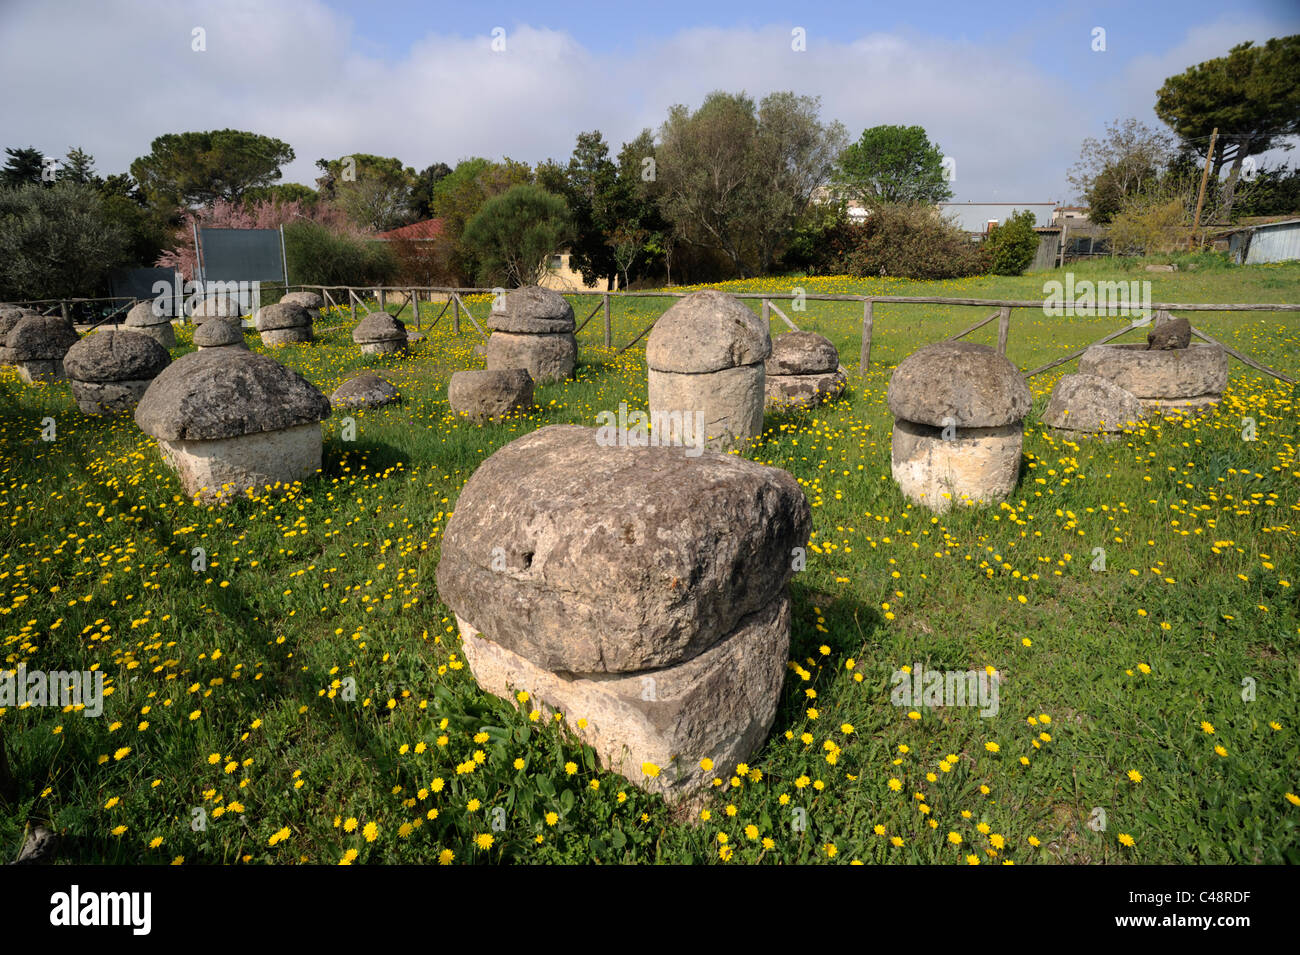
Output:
[{"xmin": 1189, "ymin": 127, "xmax": 1218, "ymax": 251}]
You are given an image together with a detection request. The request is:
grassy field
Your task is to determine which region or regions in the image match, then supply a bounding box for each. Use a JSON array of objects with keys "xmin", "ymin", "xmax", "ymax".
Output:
[{"xmin": 1, "ymin": 255, "xmax": 1297, "ymax": 865}]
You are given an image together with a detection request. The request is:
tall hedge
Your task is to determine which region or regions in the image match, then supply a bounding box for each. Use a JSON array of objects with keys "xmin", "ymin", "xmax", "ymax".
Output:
[
  {"xmin": 984, "ymin": 209, "xmax": 1041, "ymax": 275},
  {"xmin": 813, "ymin": 204, "xmax": 989, "ymax": 279},
  {"xmin": 283, "ymin": 220, "xmax": 398, "ymax": 287}
]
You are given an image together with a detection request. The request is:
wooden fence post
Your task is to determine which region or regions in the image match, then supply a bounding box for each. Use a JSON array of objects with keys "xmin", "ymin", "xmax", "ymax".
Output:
[
  {"xmin": 452, "ymin": 296, "xmax": 461, "ymax": 335},
  {"xmin": 859, "ymin": 299, "xmax": 873, "ymax": 373},
  {"xmin": 997, "ymin": 307, "xmax": 1011, "ymax": 355},
  {"xmin": 603, "ymin": 294, "xmax": 611, "ymax": 349}
]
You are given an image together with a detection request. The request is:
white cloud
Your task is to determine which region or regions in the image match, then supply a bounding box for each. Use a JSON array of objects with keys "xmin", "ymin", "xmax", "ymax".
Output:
[{"xmin": 0, "ymin": 1, "xmax": 1294, "ymax": 205}]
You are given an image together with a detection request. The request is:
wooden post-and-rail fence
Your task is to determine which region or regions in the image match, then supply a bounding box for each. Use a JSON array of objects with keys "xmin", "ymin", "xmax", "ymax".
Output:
[
  {"xmin": 272, "ymin": 285, "xmax": 1300, "ymax": 387},
  {"xmin": 21, "ymin": 285, "xmax": 1298, "ymax": 387}
]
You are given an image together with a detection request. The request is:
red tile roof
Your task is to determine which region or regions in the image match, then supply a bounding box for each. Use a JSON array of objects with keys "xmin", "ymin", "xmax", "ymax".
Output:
[{"xmin": 376, "ymin": 219, "xmax": 444, "ymax": 240}]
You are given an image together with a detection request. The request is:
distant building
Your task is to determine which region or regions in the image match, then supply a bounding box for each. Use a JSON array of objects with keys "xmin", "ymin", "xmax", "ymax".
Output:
[
  {"xmin": 375, "ymin": 219, "xmax": 445, "ymax": 242},
  {"xmin": 540, "ymin": 250, "xmax": 614, "ymax": 292},
  {"xmin": 937, "ymin": 202, "xmax": 1058, "ymax": 236},
  {"xmin": 1220, "ymin": 217, "xmax": 1300, "ymax": 264},
  {"xmin": 810, "ymin": 185, "xmax": 870, "ymax": 221},
  {"xmin": 1052, "ymin": 206, "xmax": 1091, "ymax": 226}
]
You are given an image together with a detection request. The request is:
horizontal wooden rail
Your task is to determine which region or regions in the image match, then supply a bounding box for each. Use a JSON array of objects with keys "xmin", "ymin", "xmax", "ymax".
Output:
[{"xmin": 18, "ymin": 282, "xmax": 1293, "ymax": 387}]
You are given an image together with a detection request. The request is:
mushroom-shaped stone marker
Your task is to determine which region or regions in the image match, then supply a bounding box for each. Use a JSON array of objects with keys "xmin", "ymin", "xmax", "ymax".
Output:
[
  {"xmin": 436, "ymin": 424, "xmax": 810, "ymax": 801},
  {"xmin": 887, "ymin": 341, "xmax": 1031, "ymax": 512},
  {"xmin": 1041, "ymin": 373, "xmax": 1144, "ymax": 439},
  {"xmin": 765, "ymin": 331, "xmax": 847, "ymax": 411},
  {"xmin": 352, "ymin": 312, "xmax": 407, "ymax": 355},
  {"xmin": 193, "ymin": 318, "xmax": 248, "ymax": 352},
  {"xmin": 64, "ymin": 329, "xmax": 171, "ymax": 415},
  {"xmin": 331, "ymin": 373, "xmax": 400, "ymax": 410},
  {"xmin": 0, "ymin": 307, "xmax": 38, "ymax": 366},
  {"xmin": 647, "ymin": 289, "xmax": 770, "ymax": 452},
  {"xmin": 124, "ymin": 300, "xmax": 177, "ymax": 349},
  {"xmin": 135, "ymin": 350, "xmax": 332, "ymax": 500},
  {"xmin": 188, "ymin": 296, "xmax": 242, "ymax": 325},
  {"xmin": 255, "ymin": 302, "xmax": 314, "ymax": 346},
  {"xmin": 6, "ymin": 315, "xmax": 79, "ymax": 384},
  {"xmin": 281, "ymin": 291, "xmax": 324, "ymax": 317},
  {"xmin": 448, "ymin": 368, "xmax": 534, "ymax": 423},
  {"xmin": 485, "ymin": 286, "xmax": 576, "ymax": 384}
]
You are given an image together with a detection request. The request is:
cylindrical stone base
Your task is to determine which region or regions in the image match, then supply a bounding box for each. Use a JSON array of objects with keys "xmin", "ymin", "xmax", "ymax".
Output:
[
  {"xmin": 485, "ymin": 331, "xmax": 576, "ymax": 384},
  {"xmin": 648, "ymin": 363, "xmax": 764, "ymax": 452},
  {"xmin": 156, "ymin": 422, "xmax": 323, "ymax": 500},
  {"xmin": 69, "ymin": 379, "xmax": 153, "ymax": 415},
  {"xmin": 891, "ymin": 418, "xmax": 1023, "ymax": 512},
  {"xmin": 455, "ymin": 592, "xmax": 789, "ymax": 802},
  {"xmin": 260, "ymin": 327, "xmax": 313, "ymax": 346}
]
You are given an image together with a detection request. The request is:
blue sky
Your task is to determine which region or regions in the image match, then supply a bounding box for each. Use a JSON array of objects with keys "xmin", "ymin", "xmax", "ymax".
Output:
[{"xmin": 1, "ymin": 0, "xmax": 1296, "ymax": 202}]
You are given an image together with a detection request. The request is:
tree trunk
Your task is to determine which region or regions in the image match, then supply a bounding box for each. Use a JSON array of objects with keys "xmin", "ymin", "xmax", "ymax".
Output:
[{"xmin": 1221, "ymin": 149, "xmax": 1245, "ymax": 223}]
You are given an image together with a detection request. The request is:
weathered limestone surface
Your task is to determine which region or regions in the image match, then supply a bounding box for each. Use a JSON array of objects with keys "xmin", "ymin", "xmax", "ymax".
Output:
[
  {"xmin": 646, "ymin": 290, "xmax": 770, "ymax": 451},
  {"xmin": 448, "ymin": 368, "xmax": 534, "ymax": 422},
  {"xmin": 331, "ymin": 373, "xmax": 400, "ymax": 409},
  {"xmin": 436, "ymin": 424, "xmax": 809, "ymax": 799},
  {"xmin": 135, "ymin": 350, "xmax": 331, "ymax": 498},
  {"xmin": 484, "ymin": 286, "xmax": 576, "ymax": 383},
  {"xmin": 1041, "ymin": 373, "xmax": 1145, "ymax": 436},
  {"xmin": 888, "ymin": 342, "xmax": 1030, "ymax": 511},
  {"xmin": 1078, "ymin": 342, "xmax": 1227, "ymax": 409},
  {"xmin": 891, "ymin": 419, "xmax": 1023, "ymax": 512}
]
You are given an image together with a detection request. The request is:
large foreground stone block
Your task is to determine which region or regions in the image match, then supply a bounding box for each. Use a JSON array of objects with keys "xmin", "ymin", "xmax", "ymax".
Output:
[
  {"xmin": 437, "ymin": 424, "xmax": 809, "ymax": 673},
  {"xmin": 456, "ymin": 593, "xmax": 789, "ymax": 800},
  {"xmin": 436, "ymin": 423, "xmax": 810, "ymax": 799}
]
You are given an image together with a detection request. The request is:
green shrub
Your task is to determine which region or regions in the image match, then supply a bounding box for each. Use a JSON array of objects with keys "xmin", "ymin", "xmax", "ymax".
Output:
[
  {"xmin": 284, "ymin": 220, "xmax": 398, "ymax": 287},
  {"xmin": 0, "ymin": 182, "xmax": 130, "ymax": 299},
  {"xmin": 1108, "ymin": 196, "xmax": 1188, "ymax": 256},
  {"xmin": 464, "ymin": 184, "xmax": 571, "ymax": 287},
  {"xmin": 984, "ymin": 209, "xmax": 1040, "ymax": 275},
  {"xmin": 815, "ymin": 203, "xmax": 988, "ymax": 279}
]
